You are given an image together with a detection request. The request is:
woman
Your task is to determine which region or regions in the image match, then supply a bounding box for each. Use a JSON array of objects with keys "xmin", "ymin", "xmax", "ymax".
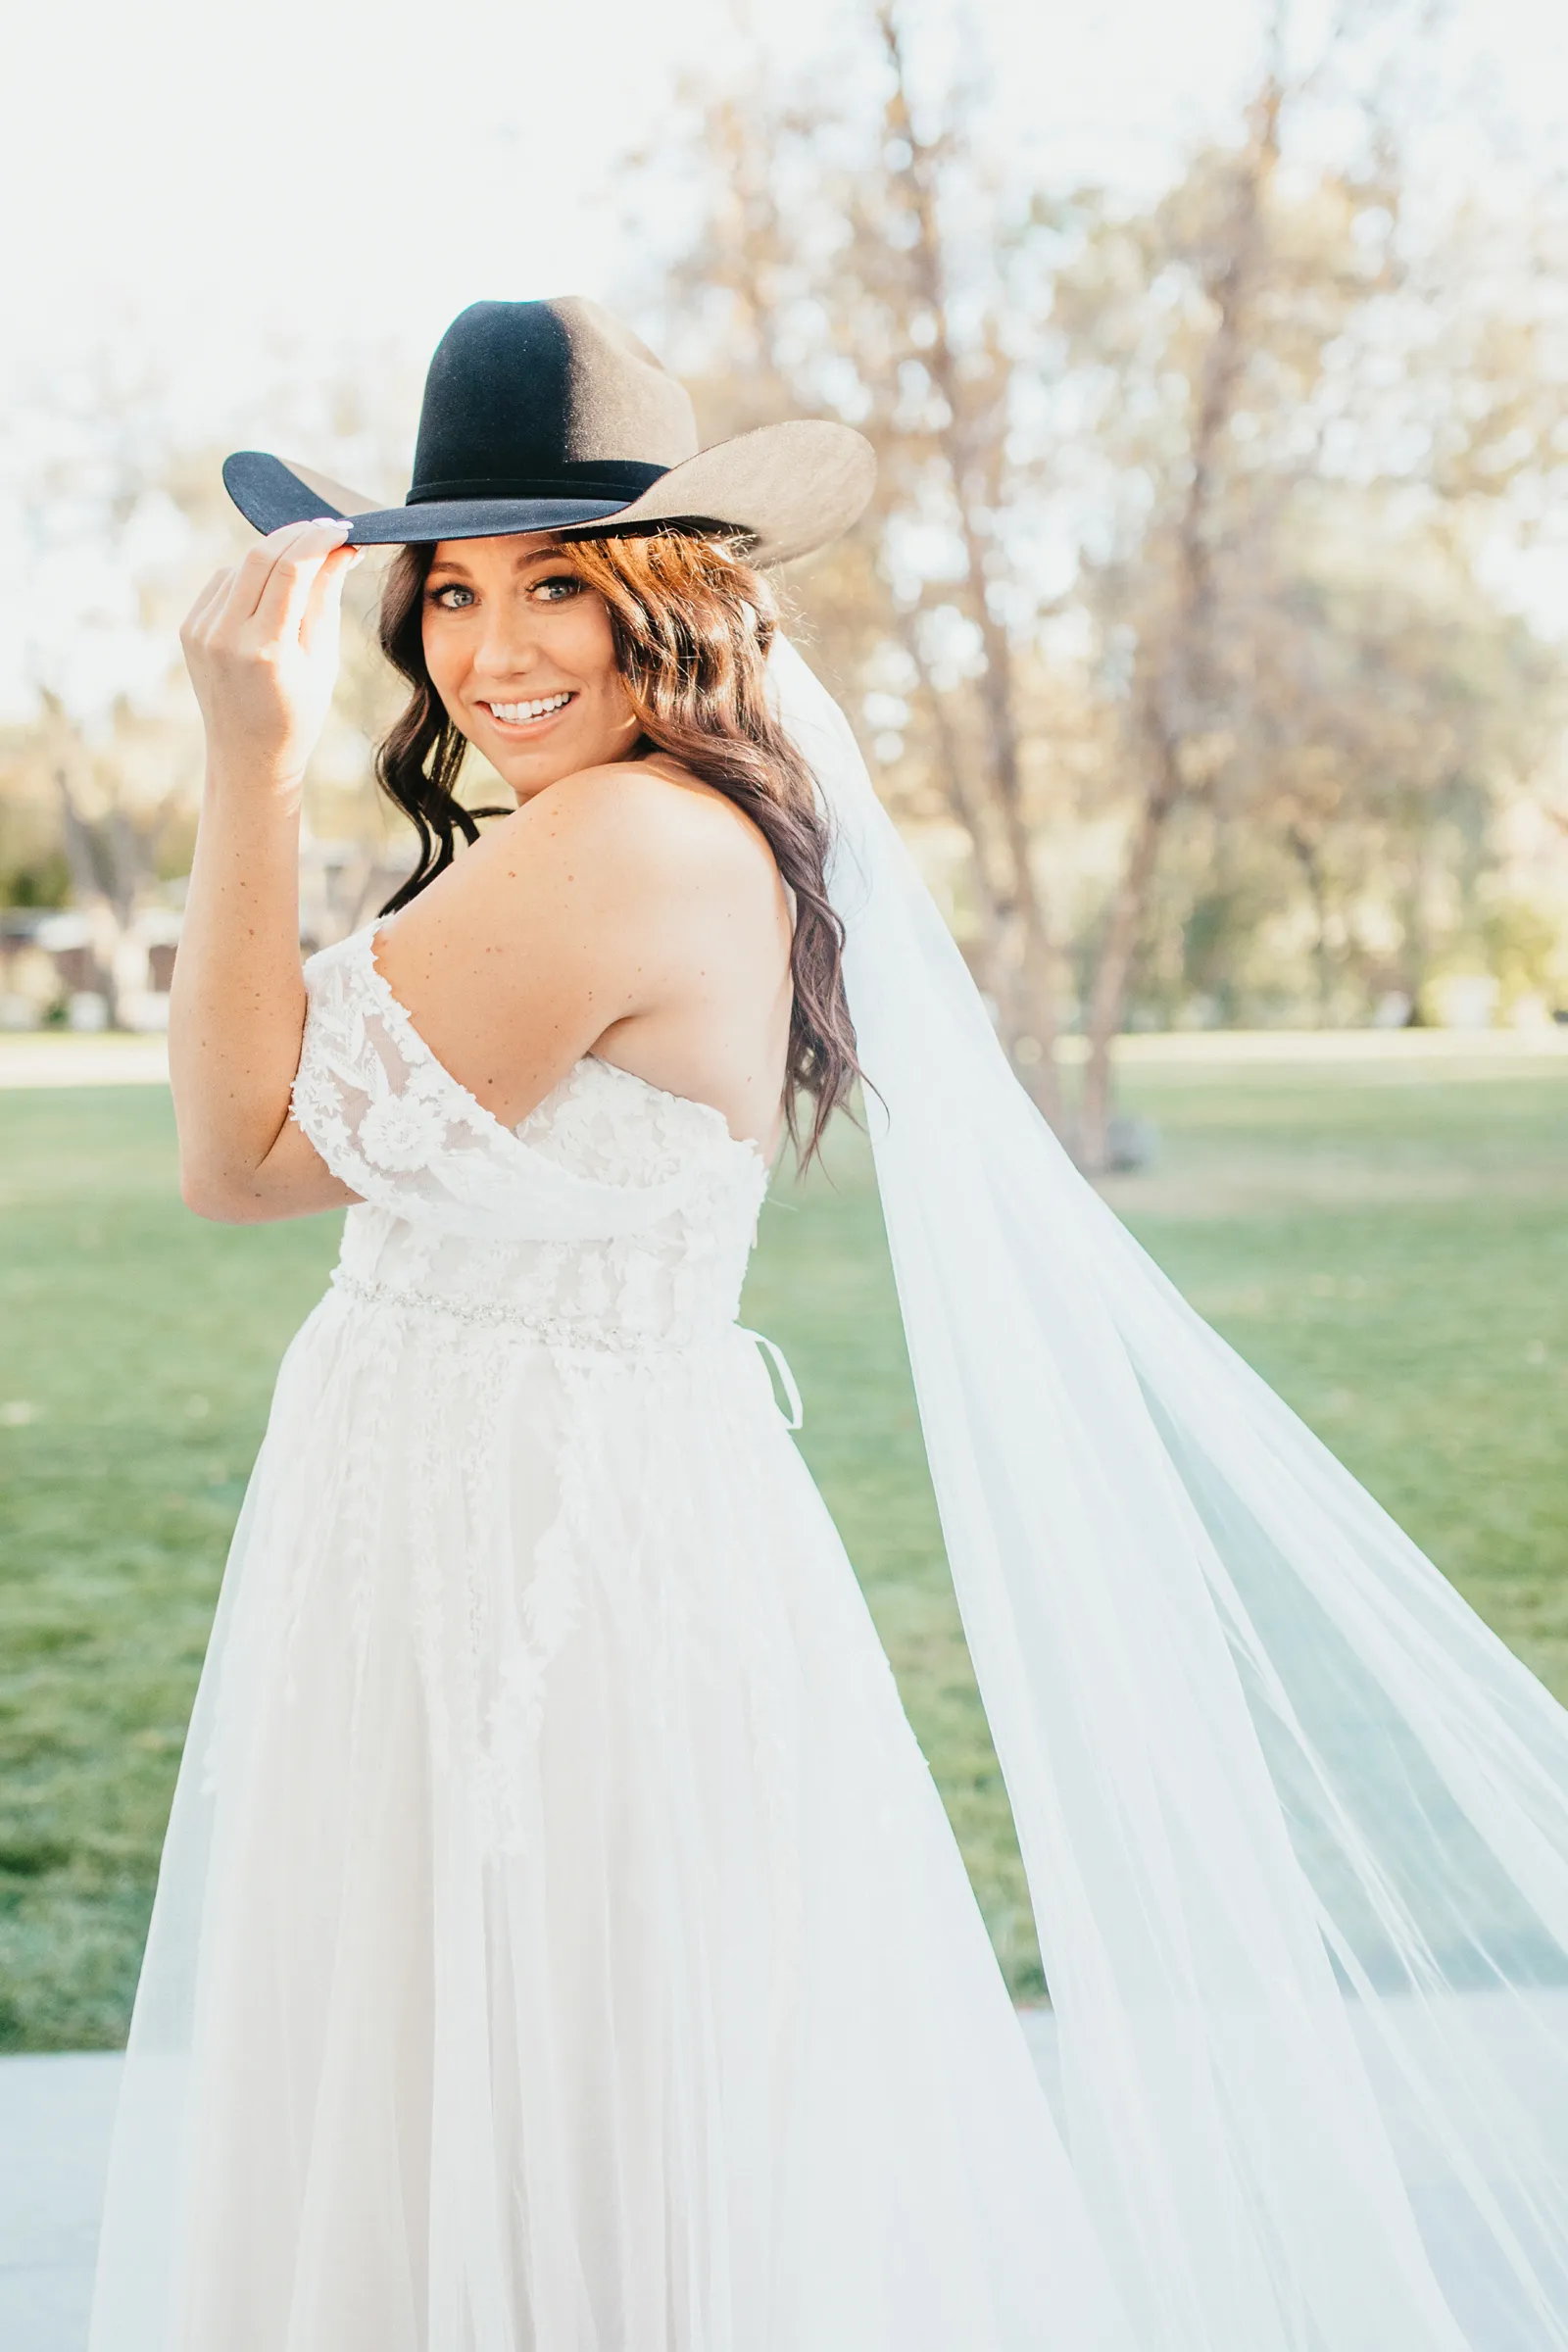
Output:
[{"xmin": 93, "ymin": 302, "xmax": 1568, "ymax": 2351}]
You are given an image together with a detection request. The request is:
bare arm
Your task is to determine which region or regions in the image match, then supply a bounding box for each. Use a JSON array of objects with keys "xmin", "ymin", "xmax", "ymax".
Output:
[
  {"xmin": 171, "ymin": 528, "xmax": 786, "ymax": 1225},
  {"xmin": 171, "ymin": 539, "xmax": 711, "ymax": 1221},
  {"xmin": 170, "ymin": 517, "xmax": 361, "ymax": 1222}
]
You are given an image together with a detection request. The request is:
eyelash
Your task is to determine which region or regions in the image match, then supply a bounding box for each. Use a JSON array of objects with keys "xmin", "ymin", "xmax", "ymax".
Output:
[{"xmin": 426, "ymin": 573, "xmax": 582, "ymax": 610}]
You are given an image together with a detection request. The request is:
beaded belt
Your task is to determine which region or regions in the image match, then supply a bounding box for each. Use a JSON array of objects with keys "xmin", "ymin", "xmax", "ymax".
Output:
[
  {"xmin": 326, "ymin": 1268, "xmax": 804, "ymax": 1423},
  {"xmin": 329, "ymin": 1266, "xmax": 693, "ymax": 1351}
]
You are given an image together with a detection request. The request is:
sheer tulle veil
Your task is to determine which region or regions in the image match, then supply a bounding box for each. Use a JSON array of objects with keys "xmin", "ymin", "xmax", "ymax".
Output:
[{"xmin": 774, "ymin": 634, "xmax": 1568, "ymax": 2349}]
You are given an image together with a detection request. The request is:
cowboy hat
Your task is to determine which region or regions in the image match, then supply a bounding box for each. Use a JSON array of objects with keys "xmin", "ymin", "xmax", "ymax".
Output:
[{"xmin": 223, "ymin": 297, "xmax": 875, "ymax": 568}]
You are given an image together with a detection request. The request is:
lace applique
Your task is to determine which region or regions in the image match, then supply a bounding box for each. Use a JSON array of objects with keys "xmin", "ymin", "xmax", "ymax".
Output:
[
  {"xmin": 291, "ymin": 927, "xmax": 743, "ymax": 1244},
  {"xmin": 296, "ymin": 923, "xmax": 773, "ymax": 1351},
  {"xmin": 358, "ymin": 1089, "xmax": 450, "ymax": 1175},
  {"xmin": 469, "ymin": 1357, "xmax": 616, "ymax": 1857},
  {"xmin": 518, "ymin": 1056, "xmax": 748, "ymax": 1186}
]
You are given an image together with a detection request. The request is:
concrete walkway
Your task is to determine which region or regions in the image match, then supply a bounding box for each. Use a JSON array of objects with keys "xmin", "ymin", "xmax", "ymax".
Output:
[
  {"xmin": 0, "ymin": 1037, "xmax": 169, "ymax": 1089},
  {"xmin": 0, "ymin": 2022, "xmax": 1062, "ymax": 2351},
  {"xmin": 0, "ymin": 2055, "xmax": 122, "ymax": 2352}
]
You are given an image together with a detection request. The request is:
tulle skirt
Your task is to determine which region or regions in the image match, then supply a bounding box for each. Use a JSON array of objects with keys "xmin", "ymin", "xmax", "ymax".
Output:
[{"xmin": 89, "ymin": 1289, "xmax": 1134, "ymax": 2352}]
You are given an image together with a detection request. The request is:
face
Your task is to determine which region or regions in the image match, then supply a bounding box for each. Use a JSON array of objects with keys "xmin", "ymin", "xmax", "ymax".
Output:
[{"xmin": 419, "ymin": 534, "xmax": 639, "ymax": 798}]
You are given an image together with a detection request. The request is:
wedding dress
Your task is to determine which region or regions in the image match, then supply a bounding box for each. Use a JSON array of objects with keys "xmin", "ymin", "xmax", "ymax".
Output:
[
  {"xmin": 88, "ymin": 921, "xmax": 1137, "ymax": 2352},
  {"xmin": 93, "ymin": 641, "xmax": 1568, "ymax": 2351}
]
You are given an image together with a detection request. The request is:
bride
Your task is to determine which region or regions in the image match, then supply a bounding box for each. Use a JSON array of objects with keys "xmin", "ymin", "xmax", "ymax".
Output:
[{"xmin": 92, "ymin": 300, "xmax": 1568, "ymax": 2352}]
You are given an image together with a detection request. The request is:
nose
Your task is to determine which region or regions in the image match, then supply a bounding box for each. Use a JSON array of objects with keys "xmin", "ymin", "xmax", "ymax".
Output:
[{"xmin": 470, "ymin": 589, "xmax": 544, "ymax": 684}]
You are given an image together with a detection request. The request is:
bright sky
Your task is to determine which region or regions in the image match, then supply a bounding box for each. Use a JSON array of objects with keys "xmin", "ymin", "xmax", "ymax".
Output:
[
  {"xmin": 2, "ymin": 0, "xmax": 1565, "ymax": 720},
  {"xmin": 9, "ymin": 0, "xmax": 1565, "ymax": 447}
]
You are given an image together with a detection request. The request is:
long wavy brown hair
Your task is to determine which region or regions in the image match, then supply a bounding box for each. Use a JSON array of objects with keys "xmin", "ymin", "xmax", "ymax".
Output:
[{"xmin": 373, "ymin": 527, "xmax": 859, "ymax": 1164}]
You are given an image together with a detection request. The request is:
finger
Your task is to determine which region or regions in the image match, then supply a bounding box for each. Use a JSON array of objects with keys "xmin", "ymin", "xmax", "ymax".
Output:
[
  {"xmin": 300, "ymin": 543, "xmax": 358, "ymax": 654},
  {"xmin": 181, "ymin": 565, "xmax": 232, "ymax": 642},
  {"xmin": 251, "ymin": 531, "xmax": 343, "ymax": 644},
  {"xmin": 206, "ymin": 534, "xmax": 304, "ymax": 633},
  {"xmin": 251, "ymin": 523, "xmax": 349, "ymax": 646},
  {"xmin": 229, "ymin": 518, "xmax": 351, "ymax": 629}
]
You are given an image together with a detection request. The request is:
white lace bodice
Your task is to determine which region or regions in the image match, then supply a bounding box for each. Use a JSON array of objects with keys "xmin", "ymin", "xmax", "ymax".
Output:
[{"xmin": 292, "ymin": 927, "xmax": 771, "ymax": 1352}]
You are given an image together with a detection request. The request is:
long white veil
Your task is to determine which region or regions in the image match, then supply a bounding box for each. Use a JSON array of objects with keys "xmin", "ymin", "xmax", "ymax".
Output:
[{"xmin": 774, "ymin": 634, "xmax": 1568, "ymax": 2350}]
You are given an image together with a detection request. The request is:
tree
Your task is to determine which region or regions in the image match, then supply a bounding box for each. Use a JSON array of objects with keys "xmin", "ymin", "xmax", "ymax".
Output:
[
  {"xmin": 1047, "ymin": 23, "xmax": 1565, "ymax": 1152},
  {"xmin": 641, "ymin": 0, "xmax": 1568, "ymax": 1163},
  {"xmin": 651, "ymin": 6, "xmax": 1081, "ymax": 1122}
]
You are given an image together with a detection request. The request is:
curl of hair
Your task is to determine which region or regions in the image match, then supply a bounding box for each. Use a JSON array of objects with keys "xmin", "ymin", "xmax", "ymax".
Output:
[{"xmin": 374, "ymin": 528, "xmax": 860, "ymax": 1165}]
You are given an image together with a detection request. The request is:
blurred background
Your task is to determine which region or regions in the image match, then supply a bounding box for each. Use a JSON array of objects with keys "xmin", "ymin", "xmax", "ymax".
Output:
[{"xmin": 2, "ymin": 0, "xmax": 1566, "ymax": 2072}]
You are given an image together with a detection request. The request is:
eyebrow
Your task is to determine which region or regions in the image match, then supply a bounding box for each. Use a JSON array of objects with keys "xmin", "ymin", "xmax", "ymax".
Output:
[{"xmin": 427, "ymin": 541, "xmax": 566, "ymax": 581}]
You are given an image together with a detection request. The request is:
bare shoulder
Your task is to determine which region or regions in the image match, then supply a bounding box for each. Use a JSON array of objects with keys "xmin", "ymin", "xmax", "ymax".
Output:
[
  {"xmin": 514, "ymin": 756, "xmax": 781, "ymax": 896},
  {"xmin": 375, "ymin": 757, "xmax": 791, "ymax": 1125}
]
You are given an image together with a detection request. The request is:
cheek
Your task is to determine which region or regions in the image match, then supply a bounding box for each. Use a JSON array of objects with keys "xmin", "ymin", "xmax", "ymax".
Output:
[
  {"xmin": 420, "ymin": 617, "xmax": 466, "ymax": 718},
  {"xmin": 563, "ymin": 602, "xmax": 630, "ymax": 709}
]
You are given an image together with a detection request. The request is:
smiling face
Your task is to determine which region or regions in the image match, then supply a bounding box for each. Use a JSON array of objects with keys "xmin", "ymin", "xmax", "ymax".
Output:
[{"xmin": 419, "ymin": 534, "xmax": 642, "ymax": 798}]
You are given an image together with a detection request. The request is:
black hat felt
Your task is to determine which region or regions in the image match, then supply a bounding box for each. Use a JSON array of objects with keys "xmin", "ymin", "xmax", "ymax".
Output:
[{"xmin": 223, "ymin": 298, "xmax": 875, "ymax": 566}]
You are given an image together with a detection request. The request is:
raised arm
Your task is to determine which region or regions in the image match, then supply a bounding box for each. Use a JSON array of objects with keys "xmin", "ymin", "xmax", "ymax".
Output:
[
  {"xmin": 170, "ymin": 518, "xmax": 362, "ymax": 1222},
  {"xmin": 171, "ymin": 519, "xmax": 786, "ymax": 1227}
]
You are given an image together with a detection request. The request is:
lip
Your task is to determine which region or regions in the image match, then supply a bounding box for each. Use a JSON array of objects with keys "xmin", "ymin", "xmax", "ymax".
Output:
[{"xmin": 477, "ymin": 691, "xmax": 578, "ymax": 737}]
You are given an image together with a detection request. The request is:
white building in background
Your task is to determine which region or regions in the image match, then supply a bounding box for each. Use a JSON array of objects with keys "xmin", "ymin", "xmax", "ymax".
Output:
[
  {"xmin": 0, "ymin": 903, "xmax": 182, "ymax": 1032},
  {"xmin": 295, "ymin": 828, "xmax": 415, "ymax": 961},
  {"xmin": 0, "ymin": 829, "xmax": 414, "ymax": 1032}
]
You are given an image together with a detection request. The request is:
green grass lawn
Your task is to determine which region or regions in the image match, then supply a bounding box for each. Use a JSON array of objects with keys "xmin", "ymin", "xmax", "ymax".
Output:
[{"xmin": 2, "ymin": 1052, "xmax": 1565, "ymax": 2045}]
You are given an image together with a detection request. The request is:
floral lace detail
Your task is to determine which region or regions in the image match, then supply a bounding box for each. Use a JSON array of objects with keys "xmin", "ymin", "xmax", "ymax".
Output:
[
  {"xmin": 296, "ymin": 924, "xmax": 772, "ymax": 1351},
  {"xmin": 358, "ymin": 1090, "xmax": 450, "ymax": 1174},
  {"xmin": 480, "ymin": 1403, "xmax": 597, "ymax": 1856},
  {"xmin": 516, "ymin": 1054, "xmax": 748, "ymax": 1185},
  {"xmin": 292, "ymin": 925, "xmax": 757, "ymax": 1245}
]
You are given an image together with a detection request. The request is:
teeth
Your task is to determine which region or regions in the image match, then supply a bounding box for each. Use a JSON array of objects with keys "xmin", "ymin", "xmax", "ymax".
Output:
[{"xmin": 488, "ymin": 692, "xmax": 572, "ymax": 723}]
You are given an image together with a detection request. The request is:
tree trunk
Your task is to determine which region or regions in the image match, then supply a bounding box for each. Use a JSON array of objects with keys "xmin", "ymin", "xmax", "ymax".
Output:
[
  {"xmin": 1079, "ymin": 740, "xmax": 1180, "ymax": 1171},
  {"xmin": 1287, "ymin": 826, "xmax": 1334, "ymax": 1020},
  {"xmin": 980, "ymin": 894, "xmax": 1063, "ymax": 1126},
  {"xmin": 48, "ymin": 731, "xmax": 164, "ymax": 1030},
  {"xmin": 903, "ymin": 631, "xmax": 1065, "ymax": 1127},
  {"xmin": 1076, "ymin": 72, "xmax": 1283, "ymax": 1169},
  {"xmin": 52, "ymin": 760, "xmax": 125, "ymax": 1025},
  {"xmin": 878, "ymin": 8, "xmax": 1064, "ymax": 1129}
]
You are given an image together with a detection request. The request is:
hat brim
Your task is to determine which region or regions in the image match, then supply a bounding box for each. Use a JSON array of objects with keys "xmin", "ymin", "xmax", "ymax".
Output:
[{"xmin": 222, "ymin": 420, "xmax": 874, "ymax": 569}]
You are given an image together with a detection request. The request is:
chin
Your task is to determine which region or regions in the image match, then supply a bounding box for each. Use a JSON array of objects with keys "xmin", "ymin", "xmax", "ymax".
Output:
[{"xmin": 486, "ymin": 727, "xmax": 631, "ymax": 798}]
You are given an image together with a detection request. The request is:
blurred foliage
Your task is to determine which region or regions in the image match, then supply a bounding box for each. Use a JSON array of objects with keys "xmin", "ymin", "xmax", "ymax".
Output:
[
  {"xmin": 0, "ymin": 850, "xmax": 71, "ymax": 911},
  {"xmin": 0, "ymin": 0, "xmax": 1566, "ymax": 1063},
  {"xmin": 638, "ymin": 0, "xmax": 1568, "ymax": 1161}
]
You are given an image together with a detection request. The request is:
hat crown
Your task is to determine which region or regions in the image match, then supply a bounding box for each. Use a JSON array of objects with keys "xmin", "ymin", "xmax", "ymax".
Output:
[
  {"xmin": 222, "ymin": 294, "xmax": 875, "ymax": 563},
  {"xmin": 410, "ymin": 298, "xmax": 699, "ymax": 502}
]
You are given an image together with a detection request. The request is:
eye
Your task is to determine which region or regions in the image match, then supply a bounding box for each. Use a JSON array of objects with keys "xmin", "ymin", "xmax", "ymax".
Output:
[
  {"xmin": 531, "ymin": 572, "xmax": 584, "ymax": 603},
  {"xmin": 427, "ymin": 581, "xmax": 474, "ymax": 610}
]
